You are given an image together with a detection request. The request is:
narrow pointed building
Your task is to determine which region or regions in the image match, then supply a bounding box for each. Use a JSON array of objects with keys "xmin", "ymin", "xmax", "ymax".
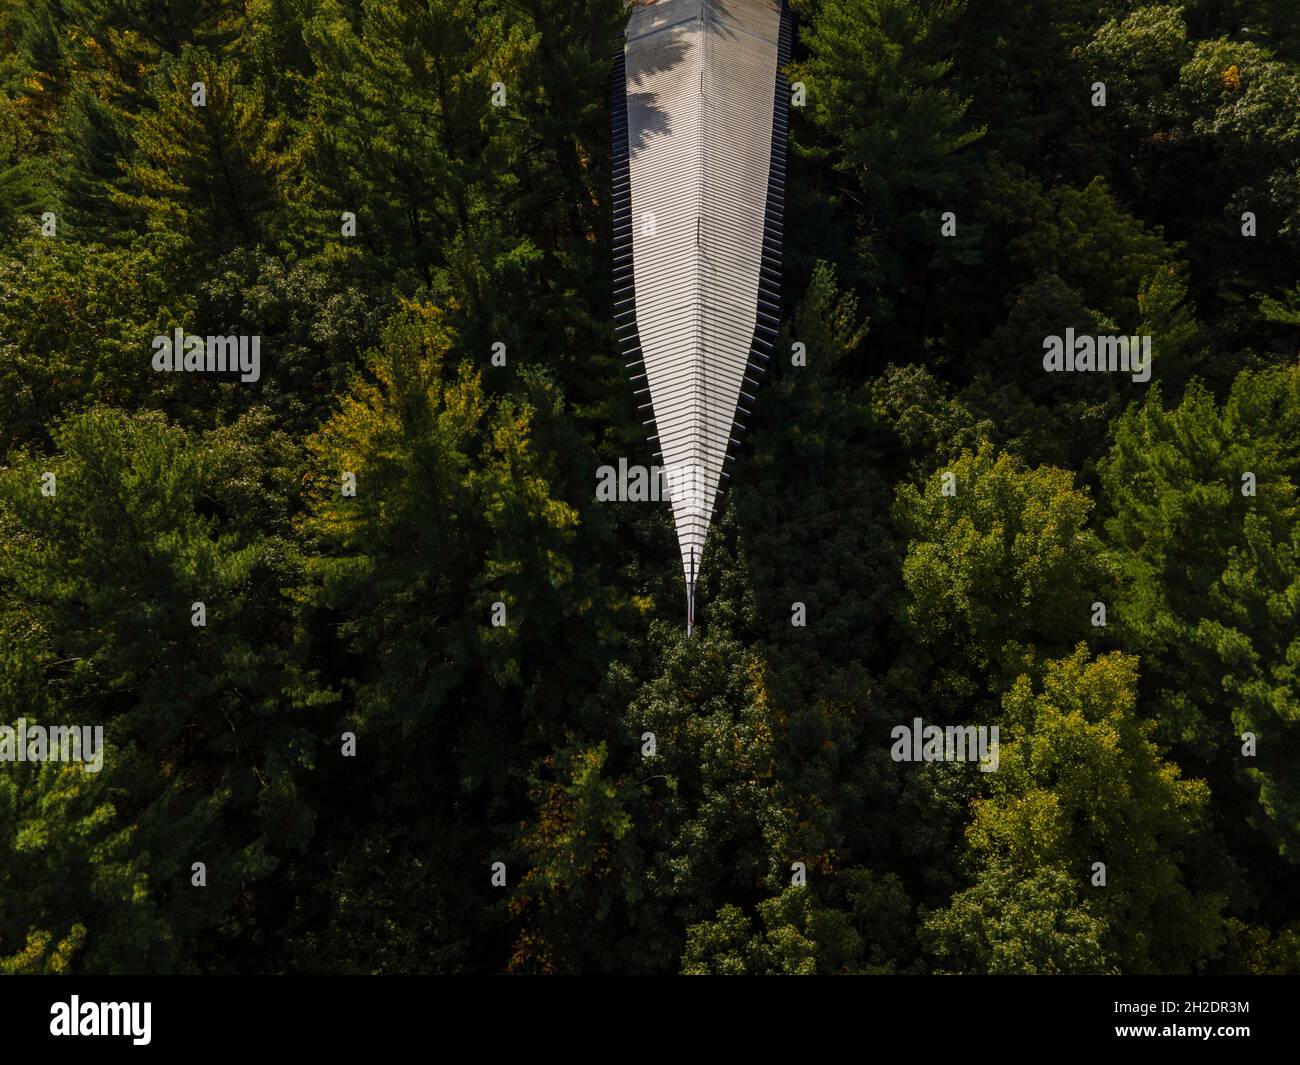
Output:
[{"xmin": 612, "ymin": 0, "xmax": 791, "ymax": 632}]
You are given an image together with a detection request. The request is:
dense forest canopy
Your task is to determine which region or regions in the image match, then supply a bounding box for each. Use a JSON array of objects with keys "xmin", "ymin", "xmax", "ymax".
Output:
[{"xmin": 0, "ymin": 0, "xmax": 1297, "ymax": 974}]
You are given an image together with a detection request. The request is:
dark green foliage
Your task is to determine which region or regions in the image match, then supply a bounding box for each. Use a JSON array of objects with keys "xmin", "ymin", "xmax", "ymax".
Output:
[
  {"xmin": 1102, "ymin": 369, "xmax": 1300, "ymax": 867},
  {"xmin": 0, "ymin": 408, "xmax": 311, "ymax": 972}
]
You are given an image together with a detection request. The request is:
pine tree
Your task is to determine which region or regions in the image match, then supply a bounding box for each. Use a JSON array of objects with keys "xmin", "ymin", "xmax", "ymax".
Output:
[
  {"xmin": 1102, "ymin": 367, "xmax": 1300, "ymax": 863},
  {"xmin": 0, "ymin": 407, "xmax": 310, "ymax": 972},
  {"xmin": 115, "ymin": 47, "xmax": 292, "ymax": 255}
]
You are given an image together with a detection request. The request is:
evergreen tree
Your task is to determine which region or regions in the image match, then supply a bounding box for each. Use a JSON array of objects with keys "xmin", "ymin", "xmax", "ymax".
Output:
[
  {"xmin": 0, "ymin": 407, "xmax": 310, "ymax": 972},
  {"xmin": 115, "ymin": 47, "xmax": 292, "ymax": 256},
  {"xmin": 1102, "ymin": 367, "xmax": 1300, "ymax": 863}
]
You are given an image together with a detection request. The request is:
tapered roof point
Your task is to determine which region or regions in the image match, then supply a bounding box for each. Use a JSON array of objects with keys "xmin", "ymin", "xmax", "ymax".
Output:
[{"xmin": 613, "ymin": 0, "xmax": 792, "ymax": 630}]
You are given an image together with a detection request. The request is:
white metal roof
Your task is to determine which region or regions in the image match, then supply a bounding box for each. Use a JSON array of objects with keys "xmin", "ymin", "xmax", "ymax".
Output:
[{"xmin": 613, "ymin": 0, "xmax": 790, "ymax": 630}]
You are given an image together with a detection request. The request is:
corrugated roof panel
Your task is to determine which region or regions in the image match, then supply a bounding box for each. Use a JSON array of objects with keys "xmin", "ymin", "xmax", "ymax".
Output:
[{"xmin": 614, "ymin": 0, "xmax": 790, "ymax": 631}]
